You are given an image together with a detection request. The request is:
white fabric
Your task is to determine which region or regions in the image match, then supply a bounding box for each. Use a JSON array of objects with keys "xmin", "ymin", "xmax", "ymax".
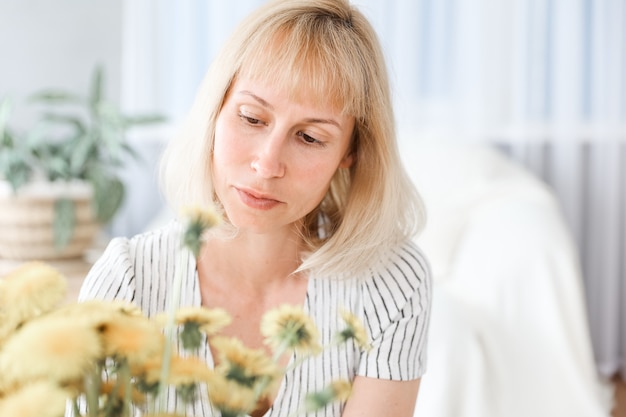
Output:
[
  {"xmin": 400, "ymin": 140, "xmax": 614, "ymax": 417},
  {"xmin": 78, "ymin": 222, "xmax": 431, "ymax": 416}
]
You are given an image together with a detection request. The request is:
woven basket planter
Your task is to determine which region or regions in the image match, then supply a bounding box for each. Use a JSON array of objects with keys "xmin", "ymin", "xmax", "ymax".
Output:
[{"xmin": 0, "ymin": 181, "xmax": 100, "ymax": 260}]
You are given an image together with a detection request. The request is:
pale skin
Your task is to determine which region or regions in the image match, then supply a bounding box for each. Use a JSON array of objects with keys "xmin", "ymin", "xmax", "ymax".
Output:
[{"xmin": 196, "ymin": 76, "xmax": 421, "ymax": 417}]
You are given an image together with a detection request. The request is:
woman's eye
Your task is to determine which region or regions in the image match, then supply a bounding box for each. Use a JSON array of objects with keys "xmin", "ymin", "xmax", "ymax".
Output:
[
  {"xmin": 239, "ymin": 112, "xmax": 262, "ymax": 125},
  {"xmin": 297, "ymin": 131, "xmax": 321, "ymax": 145}
]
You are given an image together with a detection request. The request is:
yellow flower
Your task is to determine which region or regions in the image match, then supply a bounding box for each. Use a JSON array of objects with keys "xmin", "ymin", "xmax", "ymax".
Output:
[
  {"xmin": 336, "ymin": 309, "xmax": 371, "ymax": 351},
  {"xmin": 178, "ymin": 306, "xmax": 231, "ymax": 333},
  {"xmin": 261, "ymin": 304, "xmax": 321, "ymax": 356},
  {"xmin": 169, "ymin": 355, "xmax": 214, "ymax": 386},
  {"xmin": 141, "ymin": 355, "xmax": 213, "ymax": 386},
  {"xmin": 0, "ymin": 316, "xmax": 102, "ymax": 390},
  {"xmin": 206, "ymin": 372, "xmax": 257, "ymax": 416},
  {"xmin": 181, "ymin": 205, "xmax": 221, "ymax": 257},
  {"xmin": 104, "ymin": 299, "xmax": 144, "ymax": 317},
  {"xmin": 0, "ymin": 317, "xmax": 17, "ymax": 347},
  {"xmin": 49, "ymin": 300, "xmax": 160, "ymax": 366},
  {"xmin": 0, "ymin": 381, "xmax": 69, "ymax": 417},
  {"xmin": 156, "ymin": 306, "xmax": 232, "ymax": 350},
  {"xmin": 100, "ymin": 315, "xmax": 165, "ymax": 366},
  {"xmin": 130, "ymin": 355, "xmax": 163, "ymax": 389},
  {"xmin": 100, "ymin": 380, "xmax": 147, "ymax": 405},
  {"xmin": 212, "ymin": 336, "xmax": 282, "ymax": 396},
  {"xmin": 0, "ymin": 262, "xmax": 66, "ymax": 323},
  {"xmin": 304, "ymin": 379, "xmax": 352, "ymax": 412},
  {"xmin": 53, "ymin": 299, "xmax": 143, "ymax": 320},
  {"xmin": 48, "ymin": 300, "xmax": 145, "ymax": 341},
  {"xmin": 329, "ymin": 379, "xmax": 352, "ymax": 402},
  {"xmin": 156, "ymin": 306, "xmax": 231, "ymax": 333},
  {"xmin": 181, "ymin": 205, "xmax": 222, "ymax": 229}
]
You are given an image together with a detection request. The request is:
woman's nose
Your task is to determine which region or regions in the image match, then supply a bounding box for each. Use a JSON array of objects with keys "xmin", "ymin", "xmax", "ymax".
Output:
[{"xmin": 250, "ymin": 134, "xmax": 286, "ymax": 178}]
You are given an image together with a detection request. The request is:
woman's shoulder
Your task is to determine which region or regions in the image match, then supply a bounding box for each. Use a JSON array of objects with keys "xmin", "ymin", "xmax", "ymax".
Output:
[
  {"xmin": 370, "ymin": 240, "xmax": 431, "ymax": 289},
  {"xmin": 321, "ymin": 240, "xmax": 430, "ymax": 295},
  {"xmin": 357, "ymin": 240, "xmax": 431, "ymax": 324},
  {"xmin": 79, "ymin": 220, "xmax": 182, "ymax": 303},
  {"xmin": 100, "ymin": 220, "xmax": 179, "ymax": 258}
]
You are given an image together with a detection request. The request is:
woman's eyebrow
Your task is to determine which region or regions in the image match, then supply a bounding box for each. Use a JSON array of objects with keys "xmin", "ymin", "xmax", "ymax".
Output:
[
  {"xmin": 239, "ymin": 90, "xmax": 274, "ymax": 110},
  {"xmin": 303, "ymin": 117, "xmax": 341, "ymax": 128},
  {"xmin": 238, "ymin": 90, "xmax": 342, "ymax": 129}
]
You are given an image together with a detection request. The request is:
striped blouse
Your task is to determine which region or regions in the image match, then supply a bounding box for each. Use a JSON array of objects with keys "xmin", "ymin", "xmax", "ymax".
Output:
[{"xmin": 78, "ymin": 221, "xmax": 432, "ymax": 417}]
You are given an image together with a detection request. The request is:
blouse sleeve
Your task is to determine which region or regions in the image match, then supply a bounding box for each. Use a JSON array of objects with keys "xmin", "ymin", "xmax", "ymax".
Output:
[
  {"xmin": 357, "ymin": 243, "xmax": 432, "ymax": 381},
  {"xmin": 78, "ymin": 237, "xmax": 136, "ymax": 304}
]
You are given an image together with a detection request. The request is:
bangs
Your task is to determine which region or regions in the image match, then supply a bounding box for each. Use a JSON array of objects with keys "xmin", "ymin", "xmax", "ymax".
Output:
[{"xmin": 236, "ymin": 18, "xmax": 367, "ymax": 118}]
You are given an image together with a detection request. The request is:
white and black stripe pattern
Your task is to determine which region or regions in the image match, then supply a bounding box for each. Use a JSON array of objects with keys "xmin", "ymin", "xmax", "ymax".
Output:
[{"xmin": 78, "ymin": 221, "xmax": 432, "ymax": 417}]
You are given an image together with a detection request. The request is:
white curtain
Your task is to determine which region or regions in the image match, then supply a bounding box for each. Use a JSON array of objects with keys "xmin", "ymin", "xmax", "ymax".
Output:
[{"xmin": 120, "ymin": 0, "xmax": 626, "ymax": 377}]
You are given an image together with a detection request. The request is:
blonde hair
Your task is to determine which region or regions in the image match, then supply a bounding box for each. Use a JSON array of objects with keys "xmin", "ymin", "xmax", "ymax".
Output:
[{"xmin": 160, "ymin": 0, "xmax": 426, "ymax": 277}]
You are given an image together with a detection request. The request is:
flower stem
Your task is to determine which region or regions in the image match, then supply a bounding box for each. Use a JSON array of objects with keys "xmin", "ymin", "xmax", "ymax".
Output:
[
  {"xmin": 85, "ymin": 362, "xmax": 102, "ymax": 417},
  {"xmin": 72, "ymin": 398, "xmax": 81, "ymax": 417},
  {"xmin": 120, "ymin": 360, "xmax": 132, "ymax": 417},
  {"xmin": 156, "ymin": 247, "xmax": 188, "ymax": 411}
]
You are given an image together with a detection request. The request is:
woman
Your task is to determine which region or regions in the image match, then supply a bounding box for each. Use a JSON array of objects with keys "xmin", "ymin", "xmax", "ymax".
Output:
[{"xmin": 80, "ymin": 0, "xmax": 432, "ymax": 416}]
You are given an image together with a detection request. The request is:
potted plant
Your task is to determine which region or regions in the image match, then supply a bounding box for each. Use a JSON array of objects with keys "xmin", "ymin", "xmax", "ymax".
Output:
[{"xmin": 0, "ymin": 66, "xmax": 164, "ymax": 260}]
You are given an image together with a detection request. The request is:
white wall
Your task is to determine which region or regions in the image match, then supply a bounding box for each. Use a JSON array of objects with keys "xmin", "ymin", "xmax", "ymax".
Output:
[
  {"xmin": 0, "ymin": 0, "xmax": 123, "ymax": 128},
  {"xmin": 0, "ymin": 0, "xmax": 163, "ymax": 238}
]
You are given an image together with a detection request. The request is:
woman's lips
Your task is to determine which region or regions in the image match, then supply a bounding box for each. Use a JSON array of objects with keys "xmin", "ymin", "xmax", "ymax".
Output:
[{"xmin": 236, "ymin": 188, "xmax": 282, "ymax": 210}]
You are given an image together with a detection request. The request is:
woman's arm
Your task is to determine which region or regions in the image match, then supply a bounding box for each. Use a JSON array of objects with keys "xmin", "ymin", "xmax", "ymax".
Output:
[{"xmin": 341, "ymin": 376, "xmax": 421, "ymax": 417}]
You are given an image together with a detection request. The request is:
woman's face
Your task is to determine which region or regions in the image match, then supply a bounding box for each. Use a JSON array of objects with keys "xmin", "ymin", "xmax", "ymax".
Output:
[{"xmin": 212, "ymin": 76, "xmax": 354, "ymax": 235}]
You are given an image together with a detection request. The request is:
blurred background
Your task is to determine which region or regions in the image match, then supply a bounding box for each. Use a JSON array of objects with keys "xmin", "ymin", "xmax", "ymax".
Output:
[{"xmin": 0, "ymin": 0, "xmax": 624, "ymax": 413}]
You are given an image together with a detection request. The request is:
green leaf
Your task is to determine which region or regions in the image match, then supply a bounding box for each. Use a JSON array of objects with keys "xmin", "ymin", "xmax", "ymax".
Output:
[
  {"xmin": 45, "ymin": 156, "xmax": 72, "ymax": 181},
  {"xmin": 1, "ymin": 128, "xmax": 14, "ymax": 147},
  {"xmin": 4, "ymin": 161, "xmax": 32, "ymax": 192},
  {"xmin": 122, "ymin": 114, "xmax": 166, "ymax": 126},
  {"xmin": 0, "ymin": 98, "xmax": 13, "ymax": 135},
  {"xmin": 92, "ymin": 177, "xmax": 124, "ymax": 223},
  {"xmin": 89, "ymin": 65, "xmax": 104, "ymax": 109},
  {"xmin": 29, "ymin": 91, "xmax": 83, "ymax": 103},
  {"xmin": 69, "ymin": 137, "xmax": 94, "ymax": 176},
  {"xmin": 120, "ymin": 142, "xmax": 141, "ymax": 161},
  {"xmin": 42, "ymin": 113, "xmax": 87, "ymax": 133},
  {"xmin": 53, "ymin": 198, "xmax": 76, "ymax": 249}
]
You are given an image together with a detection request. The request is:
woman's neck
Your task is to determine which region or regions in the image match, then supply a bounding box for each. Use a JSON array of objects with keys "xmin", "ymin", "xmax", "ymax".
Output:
[{"xmin": 198, "ymin": 229, "xmax": 303, "ymax": 292}]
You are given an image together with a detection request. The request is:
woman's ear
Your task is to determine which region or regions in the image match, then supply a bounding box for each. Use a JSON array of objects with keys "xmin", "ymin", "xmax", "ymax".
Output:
[{"xmin": 339, "ymin": 152, "xmax": 354, "ymax": 168}]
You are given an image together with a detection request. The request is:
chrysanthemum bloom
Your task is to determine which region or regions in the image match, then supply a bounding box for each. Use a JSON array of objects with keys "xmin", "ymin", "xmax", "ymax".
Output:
[
  {"xmin": 336, "ymin": 309, "xmax": 372, "ymax": 351},
  {"xmin": 0, "ymin": 315, "xmax": 16, "ymax": 346},
  {"xmin": 141, "ymin": 355, "xmax": 213, "ymax": 387},
  {"xmin": 260, "ymin": 304, "xmax": 322, "ymax": 356},
  {"xmin": 0, "ymin": 381, "xmax": 69, "ymax": 417},
  {"xmin": 48, "ymin": 300, "xmax": 145, "ymax": 344},
  {"xmin": 100, "ymin": 380, "xmax": 147, "ymax": 405},
  {"xmin": 53, "ymin": 299, "xmax": 143, "ymax": 320},
  {"xmin": 155, "ymin": 307, "xmax": 232, "ymax": 350},
  {"xmin": 206, "ymin": 372, "xmax": 257, "ymax": 417},
  {"xmin": 0, "ymin": 317, "xmax": 102, "ymax": 390},
  {"xmin": 181, "ymin": 205, "xmax": 222, "ymax": 257},
  {"xmin": 134, "ymin": 354, "xmax": 212, "ymax": 404},
  {"xmin": 100, "ymin": 315, "xmax": 165, "ymax": 366},
  {"xmin": 103, "ymin": 299, "xmax": 144, "ymax": 317},
  {"xmin": 130, "ymin": 359, "xmax": 162, "ymax": 396},
  {"xmin": 304, "ymin": 379, "xmax": 353, "ymax": 412},
  {"xmin": 211, "ymin": 336, "xmax": 282, "ymax": 397},
  {"xmin": 0, "ymin": 262, "xmax": 66, "ymax": 324},
  {"xmin": 130, "ymin": 354, "xmax": 162, "ymax": 382}
]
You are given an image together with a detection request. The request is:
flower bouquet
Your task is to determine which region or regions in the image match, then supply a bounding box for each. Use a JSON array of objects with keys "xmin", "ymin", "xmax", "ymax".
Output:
[{"xmin": 0, "ymin": 207, "xmax": 370, "ymax": 417}]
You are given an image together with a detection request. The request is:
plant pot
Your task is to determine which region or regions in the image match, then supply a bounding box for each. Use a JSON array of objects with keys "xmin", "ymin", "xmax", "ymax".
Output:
[{"xmin": 0, "ymin": 180, "xmax": 100, "ymax": 260}]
